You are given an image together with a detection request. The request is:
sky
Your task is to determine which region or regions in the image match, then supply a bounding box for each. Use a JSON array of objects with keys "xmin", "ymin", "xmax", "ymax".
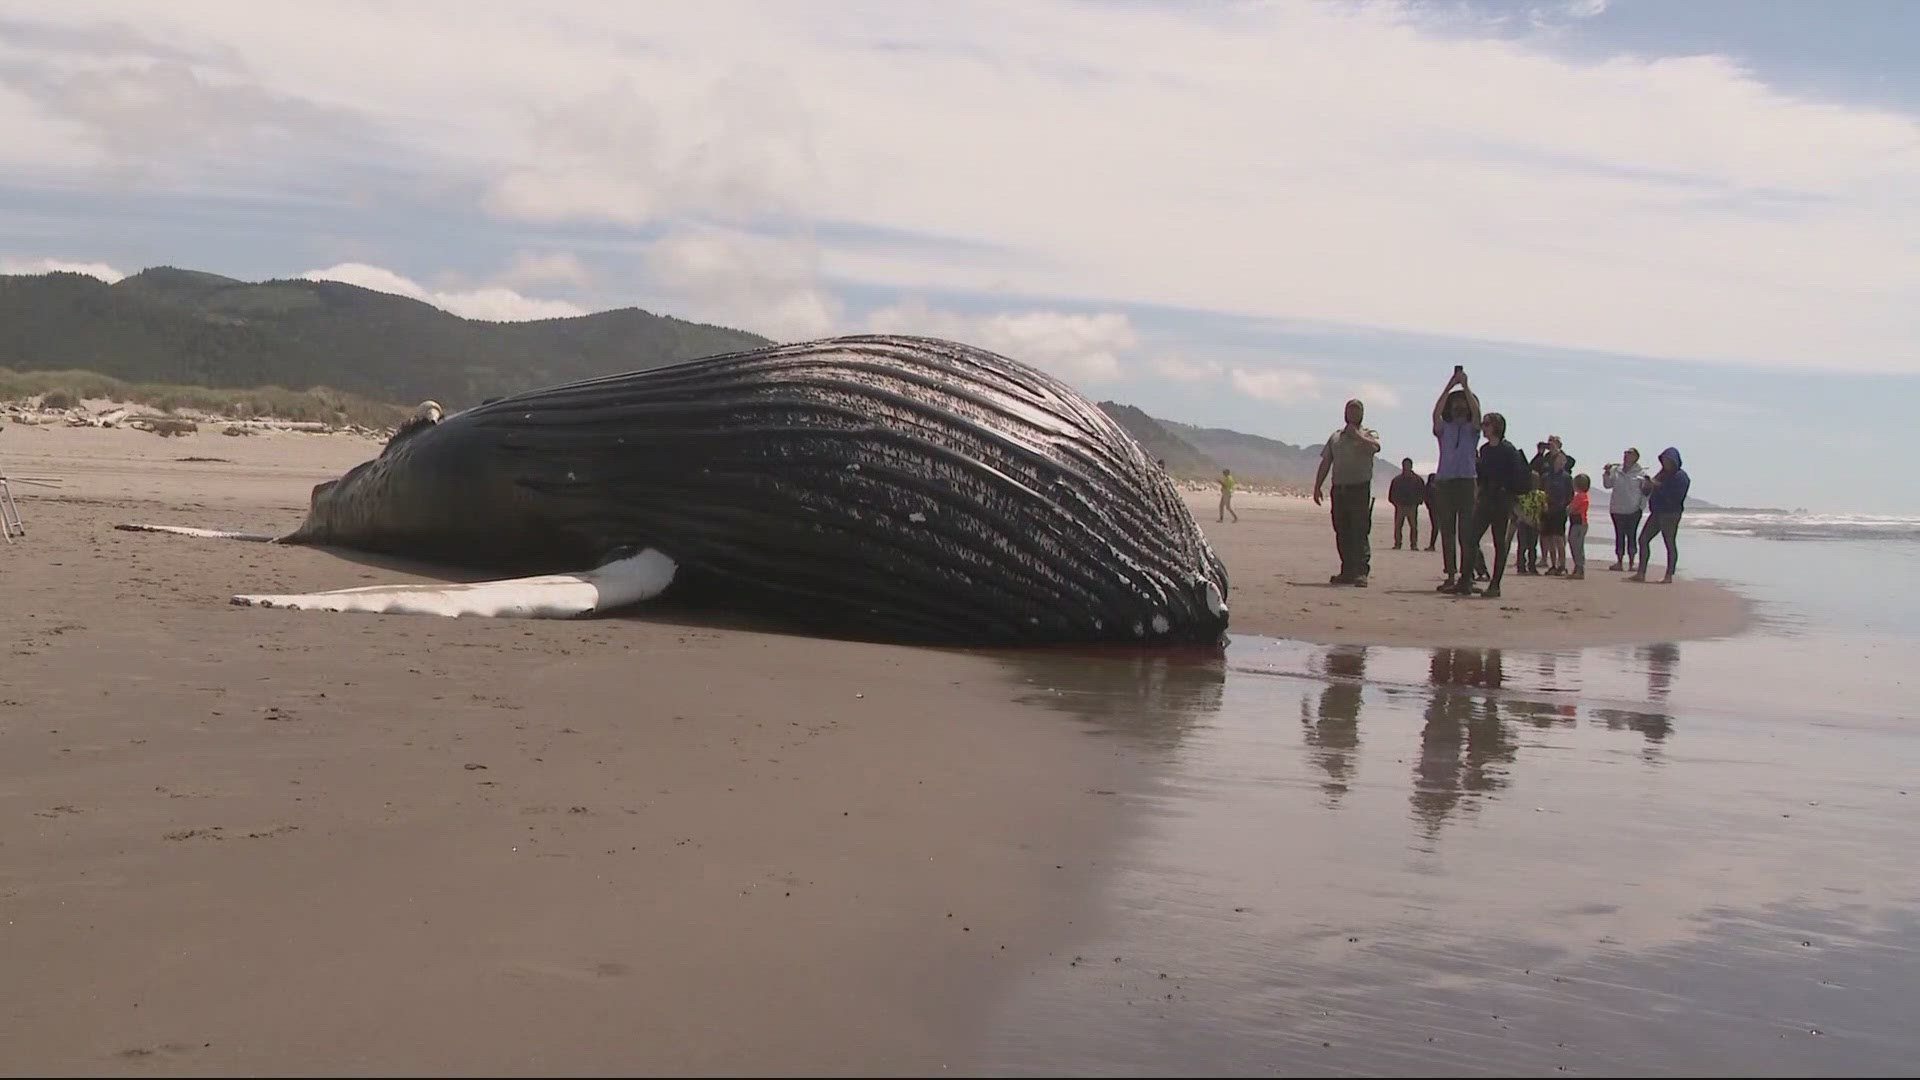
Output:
[{"xmin": 1, "ymin": 0, "xmax": 1916, "ymax": 513}]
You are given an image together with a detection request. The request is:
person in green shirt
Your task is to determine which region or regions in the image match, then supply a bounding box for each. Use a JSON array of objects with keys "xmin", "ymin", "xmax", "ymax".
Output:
[{"xmin": 1218, "ymin": 468, "xmax": 1239, "ymax": 523}]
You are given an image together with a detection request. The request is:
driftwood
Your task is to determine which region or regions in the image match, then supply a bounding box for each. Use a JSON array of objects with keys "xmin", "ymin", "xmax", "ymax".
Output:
[
  {"xmin": 218, "ymin": 419, "xmax": 332, "ymax": 433},
  {"xmin": 126, "ymin": 416, "xmax": 200, "ymax": 437}
]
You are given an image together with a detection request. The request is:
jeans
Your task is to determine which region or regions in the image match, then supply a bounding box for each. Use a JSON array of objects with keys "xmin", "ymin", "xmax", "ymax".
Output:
[
  {"xmin": 1432, "ymin": 477, "xmax": 1476, "ymax": 577},
  {"xmin": 1425, "ymin": 506, "xmax": 1440, "ymax": 549},
  {"xmin": 1516, "ymin": 521, "xmax": 1539, "ymax": 573},
  {"xmin": 1637, "ymin": 511, "xmax": 1682, "ymax": 577},
  {"xmin": 1569, "ymin": 518, "xmax": 1588, "ymax": 574},
  {"xmin": 1469, "ymin": 495, "xmax": 1515, "ymax": 586},
  {"xmin": 1330, "ymin": 483, "xmax": 1372, "ymax": 580},
  {"xmin": 1392, "ymin": 504, "xmax": 1420, "ymax": 547},
  {"xmin": 1612, "ymin": 510, "xmax": 1642, "ymax": 565}
]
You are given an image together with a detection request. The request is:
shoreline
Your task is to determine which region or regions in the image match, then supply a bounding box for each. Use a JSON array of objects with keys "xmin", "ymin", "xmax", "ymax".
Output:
[{"xmin": 1, "ymin": 425, "xmax": 1754, "ymax": 652}]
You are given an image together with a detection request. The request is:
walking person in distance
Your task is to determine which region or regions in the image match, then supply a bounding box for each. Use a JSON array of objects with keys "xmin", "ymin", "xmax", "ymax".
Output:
[
  {"xmin": 1389, "ymin": 459, "xmax": 1426, "ymax": 551},
  {"xmin": 1218, "ymin": 468, "xmax": 1239, "ymax": 524}
]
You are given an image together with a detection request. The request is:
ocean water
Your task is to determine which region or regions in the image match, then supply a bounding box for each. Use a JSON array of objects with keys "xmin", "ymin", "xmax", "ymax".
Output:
[
  {"xmin": 1688, "ymin": 509, "xmax": 1920, "ymax": 546},
  {"xmin": 981, "ymin": 526, "xmax": 1920, "ymax": 1076}
]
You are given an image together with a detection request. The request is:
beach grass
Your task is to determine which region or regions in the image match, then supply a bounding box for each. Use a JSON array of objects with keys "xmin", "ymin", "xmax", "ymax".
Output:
[{"xmin": 0, "ymin": 366, "xmax": 409, "ymax": 428}]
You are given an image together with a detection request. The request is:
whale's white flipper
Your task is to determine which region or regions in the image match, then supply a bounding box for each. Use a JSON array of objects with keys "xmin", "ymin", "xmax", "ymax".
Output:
[
  {"xmin": 231, "ymin": 549, "xmax": 677, "ymax": 619},
  {"xmin": 117, "ymin": 523, "xmax": 282, "ymax": 542}
]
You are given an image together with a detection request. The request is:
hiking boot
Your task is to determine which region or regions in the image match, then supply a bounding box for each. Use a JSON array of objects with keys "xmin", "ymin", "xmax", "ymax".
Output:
[
  {"xmin": 1607, "ymin": 561, "xmax": 1622, "ymax": 571},
  {"xmin": 1481, "ymin": 584, "xmax": 1502, "ymax": 599},
  {"xmin": 1436, "ymin": 577, "xmax": 1456, "ymax": 592},
  {"xmin": 1350, "ymin": 576, "xmax": 1368, "ymax": 588}
]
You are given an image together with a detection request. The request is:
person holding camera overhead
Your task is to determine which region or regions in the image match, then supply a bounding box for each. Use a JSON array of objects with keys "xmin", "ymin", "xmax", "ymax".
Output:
[{"xmin": 1429, "ymin": 366, "xmax": 1480, "ymax": 593}]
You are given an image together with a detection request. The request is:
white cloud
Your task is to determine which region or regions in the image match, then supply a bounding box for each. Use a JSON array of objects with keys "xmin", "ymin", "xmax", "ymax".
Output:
[
  {"xmin": 1151, "ymin": 356, "xmax": 1226, "ymax": 382},
  {"xmin": 427, "ymin": 286, "xmax": 586, "ymax": 322},
  {"xmin": 1229, "ymin": 367, "xmax": 1321, "ymax": 404},
  {"xmin": 481, "ymin": 71, "xmax": 817, "ymax": 228},
  {"xmin": 644, "ymin": 230, "xmax": 842, "ymax": 342},
  {"xmin": 1357, "ymin": 381, "xmax": 1402, "ymax": 409},
  {"xmin": 300, "ymin": 262, "xmax": 585, "ymax": 322},
  {"xmin": 0, "ymin": 257, "xmax": 125, "ymax": 282},
  {"xmin": 864, "ymin": 300, "xmax": 1135, "ymax": 384},
  {"xmin": 4, "ymin": 2, "xmax": 1919, "ymax": 372},
  {"xmin": 501, "ymin": 251, "xmax": 592, "ymax": 289}
]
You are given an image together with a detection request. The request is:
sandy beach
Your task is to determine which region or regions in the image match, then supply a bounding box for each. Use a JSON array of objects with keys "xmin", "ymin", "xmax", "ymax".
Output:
[
  {"xmin": 3, "ymin": 425, "xmax": 1757, "ymax": 1074},
  {"xmin": 1190, "ymin": 488, "xmax": 1749, "ymax": 649}
]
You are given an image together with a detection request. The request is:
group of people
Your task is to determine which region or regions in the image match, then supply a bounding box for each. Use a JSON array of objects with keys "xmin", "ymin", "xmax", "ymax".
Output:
[{"xmin": 1301, "ymin": 367, "xmax": 1690, "ymax": 596}]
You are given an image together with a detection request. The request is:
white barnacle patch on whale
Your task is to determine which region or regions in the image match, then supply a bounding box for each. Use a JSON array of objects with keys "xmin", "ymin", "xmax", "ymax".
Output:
[
  {"xmin": 1151, "ymin": 612, "xmax": 1170, "ymax": 634},
  {"xmin": 231, "ymin": 549, "xmax": 677, "ymax": 619},
  {"xmin": 908, "ymin": 512, "xmax": 926, "ymax": 523},
  {"xmin": 1203, "ymin": 579, "xmax": 1228, "ymax": 618}
]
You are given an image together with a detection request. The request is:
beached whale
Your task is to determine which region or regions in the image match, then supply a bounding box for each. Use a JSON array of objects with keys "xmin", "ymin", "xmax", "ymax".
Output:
[{"xmin": 122, "ymin": 335, "xmax": 1229, "ymax": 645}]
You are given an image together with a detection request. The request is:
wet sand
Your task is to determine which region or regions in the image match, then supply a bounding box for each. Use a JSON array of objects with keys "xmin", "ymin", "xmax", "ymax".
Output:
[
  {"xmin": 984, "ymin": 632, "xmax": 1920, "ymax": 1076},
  {"xmin": 2, "ymin": 425, "xmax": 1771, "ymax": 1073},
  {"xmin": 3, "ymin": 427, "xmax": 1142, "ymax": 1074}
]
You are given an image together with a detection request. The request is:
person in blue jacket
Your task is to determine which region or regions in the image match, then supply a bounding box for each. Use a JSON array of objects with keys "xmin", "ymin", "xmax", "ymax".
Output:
[{"xmin": 1629, "ymin": 447, "xmax": 1690, "ymax": 583}]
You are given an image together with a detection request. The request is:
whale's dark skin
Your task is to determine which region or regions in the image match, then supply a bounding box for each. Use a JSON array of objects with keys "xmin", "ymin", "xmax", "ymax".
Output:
[{"xmin": 282, "ymin": 335, "xmax": 1230, "ymax": 645}]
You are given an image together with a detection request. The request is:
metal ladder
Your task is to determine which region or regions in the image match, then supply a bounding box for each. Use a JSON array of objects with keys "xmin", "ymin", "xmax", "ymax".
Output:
[{"xmin": 0, "ymin": 477, "xmax": 23, "ymax": 542}]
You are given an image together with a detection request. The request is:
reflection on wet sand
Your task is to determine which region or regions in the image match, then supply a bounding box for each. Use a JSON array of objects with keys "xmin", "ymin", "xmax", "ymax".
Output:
[
  {"xmin": 1300, "ymin": 645, "xmax": 1365, "ymax": 803},
  {"xmin": 983, "ymin": 632, "xmax": 1920, "ymax": 1075},
  {"xmin": 1412, "ymin": 647, "xmax": 1518, "ymax": 841},
  {"xmin": 1593, "ymin": 642, "xmax": 1679, "ymax": 757},
  {"xmin": 990, "ymin": 647, "xmax": 1227, "ymax": 749},
  {"xmin": 1005, "ymin": 639, "xmax": 1689, "ymax": 840},
  {"xmin": 1643, "ymin": 640, "xmax": 1679, "ymax": 701},
  {"xmin": 1278, "ymin": 642, "xmax": 1691, "ymax": 837}
]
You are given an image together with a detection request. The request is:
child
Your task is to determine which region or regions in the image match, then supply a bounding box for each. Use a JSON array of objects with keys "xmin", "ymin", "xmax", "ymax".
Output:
[
  {"xmin": 1569, "ymin": 473, "xmax": 1591, "ymax": 580},
  {"xmin": 1540, "ymin": 451, "xmax": 1573, "ymax": 575},
  {"xmin": 1514, "ymin": 468, "xmax": 1540, "ymax": 574},
  {"xmin": 1218, "ymin": 468, "xmax": 1239, "ymax": 524}
]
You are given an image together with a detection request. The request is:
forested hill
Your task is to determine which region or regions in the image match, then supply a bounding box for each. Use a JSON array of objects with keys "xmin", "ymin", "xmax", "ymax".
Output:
[
  {"xmin": 0, "ymin": 267, "xmax": 770, "ymax": 408},
  {"xmin": 5, "ymin": 266, "xmax": 1395, "ymax": 491},
  {"xmin": 1100, "ymin": 404, "xmax": 1399, "ymax": 491}
]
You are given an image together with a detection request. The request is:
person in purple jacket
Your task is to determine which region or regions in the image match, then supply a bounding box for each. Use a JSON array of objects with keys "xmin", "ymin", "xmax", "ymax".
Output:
[{"xmin": 1629, "ymin": 447, "xmax": 1690, "ymax": 583}]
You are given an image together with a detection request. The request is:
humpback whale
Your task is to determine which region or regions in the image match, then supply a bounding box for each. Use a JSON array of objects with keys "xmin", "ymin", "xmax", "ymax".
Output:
[{"xmin": 124, "ymin": 335, "xmax": 1229, "ymax": 645}]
